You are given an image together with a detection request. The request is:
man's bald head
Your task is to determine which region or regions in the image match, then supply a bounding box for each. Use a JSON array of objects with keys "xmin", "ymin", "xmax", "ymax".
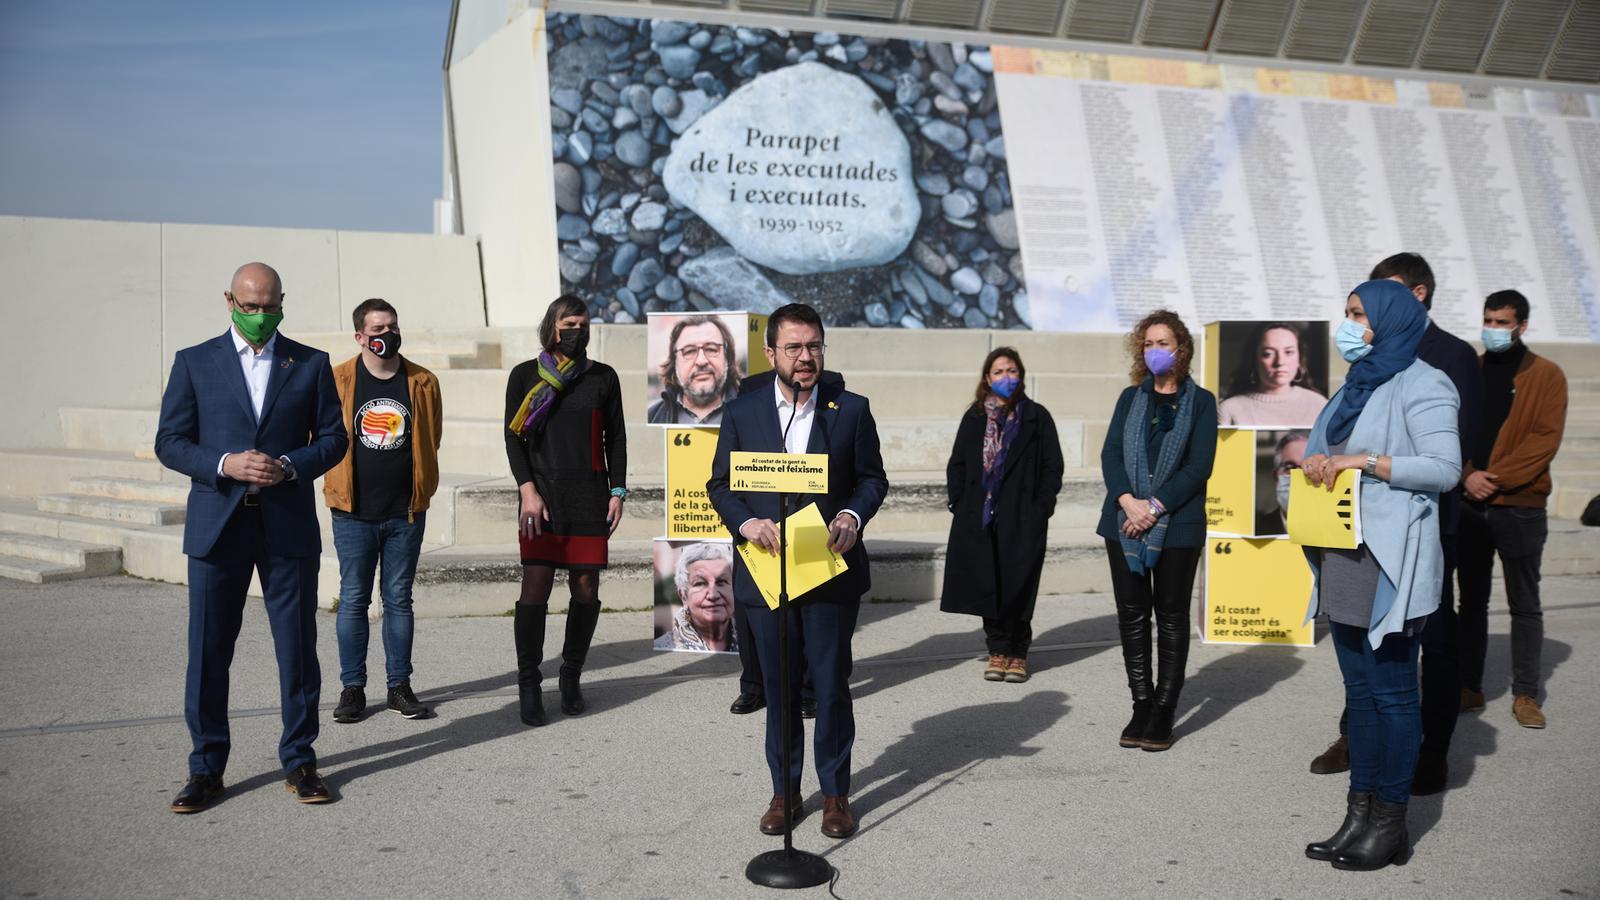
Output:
[{"xmin": 230, "ymin": 262, "xmax": 283, "ymax": 298}]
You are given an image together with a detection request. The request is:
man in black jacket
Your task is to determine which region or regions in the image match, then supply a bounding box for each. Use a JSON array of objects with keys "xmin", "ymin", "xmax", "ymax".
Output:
[{"xmin": 1307, "ymin": 253, "xmax": 1484, "ymax": 795}]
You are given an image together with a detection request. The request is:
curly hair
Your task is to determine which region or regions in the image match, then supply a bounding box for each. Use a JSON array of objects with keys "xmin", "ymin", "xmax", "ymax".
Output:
[{"xmin": 1126, "ymin": 309, "xmax": 1194, "ymax": 384}]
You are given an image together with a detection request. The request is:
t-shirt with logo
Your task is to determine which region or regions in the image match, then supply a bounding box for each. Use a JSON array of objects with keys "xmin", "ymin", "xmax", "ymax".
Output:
[{"xmin": 339, "ymin": 360, "xmax": 414, "ymax": 521}]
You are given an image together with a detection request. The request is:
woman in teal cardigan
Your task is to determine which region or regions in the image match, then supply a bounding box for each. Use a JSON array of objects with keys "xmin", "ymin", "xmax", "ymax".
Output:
[
  {"xmin": 1298, "ymin": 280, "xmax": 1460, "ymax": 872},
  {"xmin": 1097, "ymin": 310, "xmax": 1217, "ymax": 752}
]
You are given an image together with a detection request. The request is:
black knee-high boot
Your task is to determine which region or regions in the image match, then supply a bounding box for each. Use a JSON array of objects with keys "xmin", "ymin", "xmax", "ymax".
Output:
[
  {"xmin": 514, "ymin": 604, "xmax": 547, "ymax": 726},
  {"xmin": 560, "ymin": 600, "xmax": 601, "ymax": 715}
]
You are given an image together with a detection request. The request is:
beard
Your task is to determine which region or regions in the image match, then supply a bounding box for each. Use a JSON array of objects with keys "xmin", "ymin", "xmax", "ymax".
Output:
[{"xmin": 682, "ymin": 371, "xmax": 725, "ymax": 406}]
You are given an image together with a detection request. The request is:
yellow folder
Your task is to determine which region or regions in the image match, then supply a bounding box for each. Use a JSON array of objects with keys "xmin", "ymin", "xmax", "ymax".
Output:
[
  {"xmin": 1286, "ymin": 469, "xmax": 1362, "ymax": 549},
  {"xmin": 735, "ymin": 502, "xmax": 850, "ymax": 610}
]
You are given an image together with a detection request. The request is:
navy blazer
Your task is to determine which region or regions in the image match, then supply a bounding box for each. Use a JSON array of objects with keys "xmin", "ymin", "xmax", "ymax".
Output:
[
  {"xmin": 707, "ymin": 380, "xmax": 889, "ymax": 606},
  {"xmin": 155, "ymin": 331, "xmax": 348, "ymax": 559}
]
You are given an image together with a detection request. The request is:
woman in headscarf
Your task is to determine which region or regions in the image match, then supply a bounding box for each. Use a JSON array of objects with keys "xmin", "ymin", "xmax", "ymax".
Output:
[
  {"xmin": 1299, "ymin": 280, "xmax": 1459, "ymax": 871},
  {"xmin": 1097, "ymin": 311, "xmax": 1217, "ymax": 752},
  {"xmin": 940, "ymin": 348, "xmax": 1064, "ymax": 684},
  {"xmin": 504, "ymin": 295, "xmax": 627, "ymax": 726}
]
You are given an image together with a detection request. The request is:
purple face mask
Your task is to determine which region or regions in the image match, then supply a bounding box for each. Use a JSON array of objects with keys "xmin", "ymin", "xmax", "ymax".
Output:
[{"xmin": 1144, "ymin": 347, "xmax": 1178, "ymax": 376}]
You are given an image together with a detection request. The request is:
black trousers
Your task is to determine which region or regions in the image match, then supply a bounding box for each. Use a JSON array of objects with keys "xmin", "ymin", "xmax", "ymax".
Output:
[
  {"xmin": 734, "ymin": 595, "xmax": 813, "ymax": 701},
  {"xmin": 982, "ymin": 616, "xmax": 1033, "ymax": 658},
  {"xmin": 1105, "ymin": 541, "xmax": 1202, "ymax": 707},
  {"xmin": 1458, "ymin": 505, "xmax": 1548, "ymax": 698}
]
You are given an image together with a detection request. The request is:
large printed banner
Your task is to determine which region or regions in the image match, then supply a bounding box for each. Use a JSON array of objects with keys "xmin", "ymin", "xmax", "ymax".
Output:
[{"xmin": 545, "ymin": 13, "xmax": 1600, "ymax": 341}]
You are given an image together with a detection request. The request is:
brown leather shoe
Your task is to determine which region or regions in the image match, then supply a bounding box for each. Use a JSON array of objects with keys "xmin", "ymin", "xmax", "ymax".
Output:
[
  {"xmin": 821, "ymin": 795, "xmax": 857, "ymax": 838},
  {"xmin": 1512, "ymin": 694, "xmax": 1546, "ymax": 729},
  {"xmin": 285, "ymin": 764, "xmax": 333, "ymax": 804},
  {"xmin": 1003, "ymin": 657, "xmax": 1029, "ymax": 683},
  {"xmin": 1309, "ymin": 735, "xmax": 1350, "ymax": 774},
  {"xmin": 983, "ymin": 655, "xmax": 1008, "ymax": 681},
  {"xmin": 758, "ymin": 794, "xmax": 804, "ymax": 835},
  {"xmin": 1460, "ymin": 688, "xmax": 1486, "ymax": 712}
]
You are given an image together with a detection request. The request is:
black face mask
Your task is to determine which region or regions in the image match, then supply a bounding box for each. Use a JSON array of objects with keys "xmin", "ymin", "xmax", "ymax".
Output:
[
  {"xmin": 556, "ymin": 324, "xmax": 590, "ymax": 359},
  {"xmin": 367, "ymin": 331, "xmax": 401, "ymax": 360}
]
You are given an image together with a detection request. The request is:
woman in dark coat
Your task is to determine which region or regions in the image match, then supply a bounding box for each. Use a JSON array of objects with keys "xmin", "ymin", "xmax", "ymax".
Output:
[
  {"xmin": 940, "ymin": 347, "xmax": 1065, "ymax": 684},
  {"xmin": 1097, "ymin": 310, "xmax": 1216, "ymax": 752},
  {"xmin": 504, "ymin": 295, "xmax": 627, "ymax": 727}
]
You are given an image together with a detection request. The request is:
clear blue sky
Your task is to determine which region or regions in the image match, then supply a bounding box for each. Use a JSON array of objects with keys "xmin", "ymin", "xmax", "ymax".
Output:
[{"xmin": 0, "ymin": 1, "xmax": 448, "ymax": 233}]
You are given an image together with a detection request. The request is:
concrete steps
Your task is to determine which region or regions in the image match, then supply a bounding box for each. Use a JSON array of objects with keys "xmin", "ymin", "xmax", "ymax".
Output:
[
  {"xmin": 0, "ymin": 531, "xmax": 122, "ymax": 583},
  {"xmin": 36, "ymin": 494, "xmax": 185, "ymax": 526}
]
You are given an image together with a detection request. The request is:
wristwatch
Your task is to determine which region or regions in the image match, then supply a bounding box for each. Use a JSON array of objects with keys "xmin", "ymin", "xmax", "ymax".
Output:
[
  {"xmin": 278, "ymin": 455, "xmax": 298, "ymax": 482},
  {"xmin": 1363, "ymin": 451, "xmax": 1379, "ymax": 477}
]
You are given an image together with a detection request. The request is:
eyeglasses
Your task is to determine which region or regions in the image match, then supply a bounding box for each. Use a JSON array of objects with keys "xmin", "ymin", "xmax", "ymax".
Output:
[
  {"xmin": 775, "ymin": 342, "xmax": 825, "ymax": 359},
  {"xmin": 676, "ymin": 343, "xmax": 727, "ymax": 361},
  {"xmin": 228, "ymin": 293, "xmax": 283, "ymax": 315}
]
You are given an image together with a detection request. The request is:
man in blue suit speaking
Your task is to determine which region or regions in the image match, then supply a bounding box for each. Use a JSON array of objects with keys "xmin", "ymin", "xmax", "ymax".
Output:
[
  {"xmin": 707, "ymin": 303, "xmax": 888, "ymax": 840},
  {"xmin": 155, "ymin": 262, "xmax": 348, "ymax": 812}
]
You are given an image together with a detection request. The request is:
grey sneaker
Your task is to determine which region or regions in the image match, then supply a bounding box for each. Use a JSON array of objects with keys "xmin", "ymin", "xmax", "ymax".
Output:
[
  {"xmin": 387, "ymin": 682, "xmax": 429, "ymax": 719},
  {"xmin": 332, "ymin": 685, "xmax": 365, "ymax": 723}
]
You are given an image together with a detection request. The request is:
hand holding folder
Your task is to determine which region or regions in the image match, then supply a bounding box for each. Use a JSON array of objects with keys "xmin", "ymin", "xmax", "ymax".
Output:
[
  {"xmin": 1286, "ymin": 469, "xmax": 1362, "ymax": 549},
  {"xmin": 735, "ymin": 502, "xmax": 850, "ymax": 610}
]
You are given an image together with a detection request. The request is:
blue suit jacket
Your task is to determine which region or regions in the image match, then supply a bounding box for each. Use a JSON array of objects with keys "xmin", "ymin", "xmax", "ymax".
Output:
[
  {"xmin": 155, "ymin": 331, "xmax": 348, "ymax": 559},
  {"xmin": 707, "ymin": 381, "xmax": 889, "ymax": 607}
]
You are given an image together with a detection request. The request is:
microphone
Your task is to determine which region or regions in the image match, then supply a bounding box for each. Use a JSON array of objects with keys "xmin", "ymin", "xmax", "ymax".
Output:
[{"xmin": 781, "ymin": 372, "xmax": 801, "ymax": 452}]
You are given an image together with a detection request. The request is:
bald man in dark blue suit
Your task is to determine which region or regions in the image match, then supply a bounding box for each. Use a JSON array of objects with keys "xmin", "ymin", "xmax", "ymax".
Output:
[
  {"xmin": 708, "ymin": 304, "xmax": 888, "ymax": 840},
  {"xmin": 155, "ymin": 262, "xmax": 347, "ymax": 812}
]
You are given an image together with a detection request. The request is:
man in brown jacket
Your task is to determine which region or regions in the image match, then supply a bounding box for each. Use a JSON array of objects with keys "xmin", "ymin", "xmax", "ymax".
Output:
[
  {"xmin": 1457, "ymin": 290, "xmax": 1567, "ymax": 729},
  {"xmin": 322, "ymin": 299, "xmax": 444, "ymax": 723}
]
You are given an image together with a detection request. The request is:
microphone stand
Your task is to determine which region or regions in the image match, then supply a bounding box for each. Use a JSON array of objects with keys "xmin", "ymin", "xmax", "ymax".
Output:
[{"xmin": 747, "ymin": 373, "xmax": 831, "ymax": 890}]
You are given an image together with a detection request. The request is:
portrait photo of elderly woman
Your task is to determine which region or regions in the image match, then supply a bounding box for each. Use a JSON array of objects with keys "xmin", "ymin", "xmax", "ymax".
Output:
[
  {"xmin": 646, "ymin": 312, "xmax": 746, "ymax": 425},
  {"xmin": 653, "ymin": 540, "xmax": 738, "ymax": 653},
  {"xmin": 1218, "ymin": 321, "xmax": 1330, "ymax": 427}
]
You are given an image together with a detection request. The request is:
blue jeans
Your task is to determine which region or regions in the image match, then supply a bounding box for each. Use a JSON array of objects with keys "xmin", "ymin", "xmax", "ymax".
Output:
[
  {"xmin": 1331, "ymin": 621, "xmax": 1421, "ymax": 805},
  {"xmin": 333, "ymin": 512, "xmax": 426, "ymax": 689}
]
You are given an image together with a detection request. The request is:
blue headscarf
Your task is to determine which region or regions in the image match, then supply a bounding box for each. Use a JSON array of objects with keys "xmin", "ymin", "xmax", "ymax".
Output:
[{"xmin": 1324, "ymin": 279, "xmax": 1429, "ymax": 446}]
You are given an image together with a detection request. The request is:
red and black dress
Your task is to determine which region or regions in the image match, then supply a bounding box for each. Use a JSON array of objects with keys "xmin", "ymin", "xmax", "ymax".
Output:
[{"xmin": 503, "ymin": 359, "xmax": 627, "ymax": 568}]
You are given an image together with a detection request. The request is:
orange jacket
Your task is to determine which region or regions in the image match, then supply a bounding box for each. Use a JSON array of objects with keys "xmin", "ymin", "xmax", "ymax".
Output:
[
  {"xmin": 1466, "ymin": 349, "xmax": 1566, "ymax": 508},
  {"xmin": 322, "ymin": 355, "xmax": 443, "ymax": 518}
]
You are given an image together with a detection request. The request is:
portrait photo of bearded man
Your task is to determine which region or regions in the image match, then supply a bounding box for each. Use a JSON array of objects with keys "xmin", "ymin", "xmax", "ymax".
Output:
[{"xmin": 647, "ymin": 314, "xmax": 743, "ymax": 425}]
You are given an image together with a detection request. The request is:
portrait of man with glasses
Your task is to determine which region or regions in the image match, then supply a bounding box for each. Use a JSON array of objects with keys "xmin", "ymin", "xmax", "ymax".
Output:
[{"xmin": 648, "ymin": 313, "xmax": 744, "ymax": 425}]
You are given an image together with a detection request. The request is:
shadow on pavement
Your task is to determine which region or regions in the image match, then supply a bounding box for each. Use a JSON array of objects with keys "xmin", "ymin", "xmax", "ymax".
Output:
[
  {"xmin": 827, "ymin": 690, "xmax": 1071, "ymax": 852},
  {"xmin": 851, "ymin": 613, "xmax": 1120, "ymax": 700},
  {"xmin": 1176, "ymin": 645, "xmax": 1307, "ymax": 743}
]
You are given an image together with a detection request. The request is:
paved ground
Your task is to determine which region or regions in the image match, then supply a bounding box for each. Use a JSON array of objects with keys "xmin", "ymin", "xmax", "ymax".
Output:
[{"xmin": 1, "ymin": 572, "xmax": 1597, "ymax": 899}]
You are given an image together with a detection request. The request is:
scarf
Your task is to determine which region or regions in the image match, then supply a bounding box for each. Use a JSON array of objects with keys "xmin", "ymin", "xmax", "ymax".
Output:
[
  {"xmin": 980, "ymin": 395, "xmax": 1023, "ymax": 527},
  {"xmin": 664, "ymin": 605, "xmax": 735, "ymax": 653},
  {"xmin": 508, "ymin": 352, "xmax": 584, "ymax": 438},
  {"xmin": 1324, "ymin": 279, "xmax": 1427, "ymax": 446},
  {"xmin": 1118, "ymin": 378, "xmax": 1196, "ymax": 574}
]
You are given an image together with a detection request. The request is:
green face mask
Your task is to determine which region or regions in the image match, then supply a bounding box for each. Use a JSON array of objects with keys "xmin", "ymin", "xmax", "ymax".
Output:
[{"xmin": 231, "ymin": 306, "xmax": 283, "ymax": 344}]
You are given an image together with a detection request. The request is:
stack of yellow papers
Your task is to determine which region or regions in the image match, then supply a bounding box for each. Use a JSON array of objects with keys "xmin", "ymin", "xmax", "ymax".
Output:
[
  {"xmin": 735, "ymin": 502, "xmax": 849, "ymax": 610},
  {"xmin": 1287, "ymin": 469, "xmax": 1362, "ymax": 549}
]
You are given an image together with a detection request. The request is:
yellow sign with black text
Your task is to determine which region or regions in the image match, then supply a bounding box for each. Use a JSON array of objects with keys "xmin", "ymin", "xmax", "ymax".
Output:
[
  {"xmin": 1203, "ymin": 537, "xmax": 1315, "ymax": 647},
  {"xmin": 747, "ymin": 314, "xmax": 771, "ymax": 375},
  {"xmin": 664, "ymin": 428, "xmax": 723, "ymax": 538},
  {"xmin": 729, "ymin": 452, "xmax": 829, "ymax": 494},
  {"xmin": 1204, "ymin": 428, "xmax": 1256, "ymax": 536}
]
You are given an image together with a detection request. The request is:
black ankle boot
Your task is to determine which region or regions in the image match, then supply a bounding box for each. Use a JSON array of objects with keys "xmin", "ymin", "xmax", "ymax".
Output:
[
  {"xmin": 559, "ymin": 600, "xmax": 601, "ymax": 715},
  {"xmin": 1120, "ymin": 701, "xmax": 1153, "ymax": 748},
  {"xmin": 1141, "ymin": 705, "xmax": 1176, "ymax": 751},
  {"xmin": 1305, "ymin": 791, "xmax": 1372, "ymax": 861},
  {"xmin": 1332, "ymin": 800, "xmax": 1410, "ymax": 870},
  {"xmin": 513, "ymin": 604, "xmax": 547, "ymax": 727}
]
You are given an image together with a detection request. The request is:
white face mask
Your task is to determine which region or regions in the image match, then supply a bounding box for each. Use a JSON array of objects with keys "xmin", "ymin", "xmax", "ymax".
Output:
[{"xmin": 1276, "ymin": 473, "xmax": 1292, "ymax": 515}]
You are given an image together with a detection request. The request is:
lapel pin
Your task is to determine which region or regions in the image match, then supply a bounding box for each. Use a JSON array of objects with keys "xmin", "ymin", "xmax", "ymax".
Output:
[{"xmin": 827, "ymin": 401, "xmax": 838, "ymax": 410}]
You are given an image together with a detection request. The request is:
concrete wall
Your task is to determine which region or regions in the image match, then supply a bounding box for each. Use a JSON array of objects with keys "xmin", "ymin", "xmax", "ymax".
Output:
[
  {"xmin": 0, "ymin": 215, "xmax": 485, "ymax": 450},
  {"xmin": 448, "ymin": 8, "xmax": 561, "ymax": 327}
]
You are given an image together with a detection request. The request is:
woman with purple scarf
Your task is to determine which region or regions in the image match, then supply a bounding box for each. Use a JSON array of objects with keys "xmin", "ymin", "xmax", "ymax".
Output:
[
  {"xmin": 503, "ymin": 295, "xmax": 628, "ymax": 727},
  {"xmin": 1097, "ymin": 311, "xmax": 1216, "ymax": 751},
  {"xmin": 940, "ymin": 348, "xmax": 1065, "ymax": 684}
]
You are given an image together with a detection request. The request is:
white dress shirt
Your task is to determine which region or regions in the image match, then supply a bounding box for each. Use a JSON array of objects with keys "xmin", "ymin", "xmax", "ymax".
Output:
[
  {"xmin": 216, "ymin": 329, "xmax": 279, "ymax": 480},
  {"xmin": 737, "ymin": 378, "xmax": 858, "ymax": 536}
]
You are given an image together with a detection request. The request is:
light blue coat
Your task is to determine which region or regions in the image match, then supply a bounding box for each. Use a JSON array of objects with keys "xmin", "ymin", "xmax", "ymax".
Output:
[{"xmin": 1303, "ymin": 359, "xmax": 1461, "ymax": 647}]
